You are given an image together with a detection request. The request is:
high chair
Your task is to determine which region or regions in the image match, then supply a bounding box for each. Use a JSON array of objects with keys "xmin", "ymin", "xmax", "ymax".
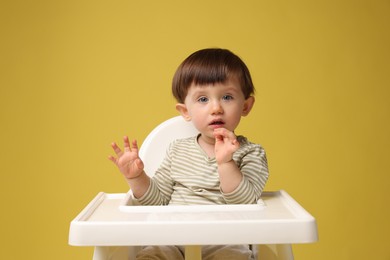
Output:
[{"xmin": 69, "ymin": 116, "xmax": 318, "ymax": 260}]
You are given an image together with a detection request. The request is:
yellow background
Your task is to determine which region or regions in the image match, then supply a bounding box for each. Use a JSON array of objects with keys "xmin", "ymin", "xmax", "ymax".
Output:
[{"xmin": 1, "ymin": 1, "xmax": 389, "ymax": 259}]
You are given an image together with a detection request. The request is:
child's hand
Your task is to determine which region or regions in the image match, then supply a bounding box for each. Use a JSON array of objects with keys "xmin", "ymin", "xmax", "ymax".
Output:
[
  {"xmin": 108, "ymin": 136, "xmax": 144, "ymax": 180},
  {"xmin": 213, "ymin": 128, "xmax": 240, "ymax": 164}
]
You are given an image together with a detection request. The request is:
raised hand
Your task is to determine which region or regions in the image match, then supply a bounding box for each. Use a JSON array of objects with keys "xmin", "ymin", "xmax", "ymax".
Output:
[
  {"xmin": 213, "ymin": 128, "xmax": 240, "ymax": 164},
  {"xmin": 108, "ymin": 136, "xmax": 144, "ymax": 180}
]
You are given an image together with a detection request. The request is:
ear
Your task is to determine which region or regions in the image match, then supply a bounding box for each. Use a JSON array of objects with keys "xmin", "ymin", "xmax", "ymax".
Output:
[
  {"xmin": 175, "ymin": 103, "xmax": 191, "ymax": 121},
  {"xmin": 242, "ymin": 96, "xmax": 255, "ymax": 116}
]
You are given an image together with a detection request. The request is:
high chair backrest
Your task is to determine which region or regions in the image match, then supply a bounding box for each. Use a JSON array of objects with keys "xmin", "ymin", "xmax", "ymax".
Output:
[{"xmin": 139, "ymin": 116, "xmax": 199, "ymax": 177}]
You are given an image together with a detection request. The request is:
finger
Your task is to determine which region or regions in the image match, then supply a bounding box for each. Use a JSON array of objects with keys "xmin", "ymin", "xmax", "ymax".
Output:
[
  {"xmin": 123, "ymin": 136, "xmax": 130, "ymax": 152},
  {"xmin": 131, "ymin": 139, "xmax": 139, "ymax": 153},
  {"xmin": 213, "ymin": 128, "xmax": 238, "ymax": 146},
  {"xmin": 108, "ymin": 155, "xmax": 117, "ymax": 164},
  {"xmin": 213, "ymin": 127, "xmax": 229, "ymax": 136},
  {"xmin": 111, "ymin": 142, "xmax": 123, "ymax": 156},
  {"xmin": 214, "ymin": 132, "xmax": 224, "ymax": 142},
  {"xmin": 213, "ymin": 128, "xmax": 234, "ymax": 139},
  {"xmin": 135, "ymin": 158, "xmax": 144, "ymax": 171},
  {"xmin": 213, "ymin": 128, "xmax": 224, "ymax": 137}
]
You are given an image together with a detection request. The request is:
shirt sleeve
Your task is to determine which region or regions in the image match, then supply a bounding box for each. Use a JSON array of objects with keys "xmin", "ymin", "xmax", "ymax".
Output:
[
  {"xmin": 222, "ymin": 143, "xmax": 269, "ymax": 204},
  {"xmin": 137, "ymin": 142, "xmax": 175, "ymax": 205}
]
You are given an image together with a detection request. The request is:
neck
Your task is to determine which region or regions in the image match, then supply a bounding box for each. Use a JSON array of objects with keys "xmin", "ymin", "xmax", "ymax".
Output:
[{"xmin": 197, "ymin": 134, "xmax": 215, "ymax": 158}]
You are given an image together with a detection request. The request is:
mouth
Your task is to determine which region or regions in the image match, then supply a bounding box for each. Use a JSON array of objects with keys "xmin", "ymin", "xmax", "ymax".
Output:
[{"xmin": 209, "ymin": 119, "xmax": 225, "ymax": 128}]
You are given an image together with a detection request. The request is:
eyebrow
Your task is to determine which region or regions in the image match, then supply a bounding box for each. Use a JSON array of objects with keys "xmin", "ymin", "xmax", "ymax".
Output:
[
  {"xmin": 223, "ymin": 86, "xmax": 241, "ymax": 93},
  {"xmin": 189, "ymin": 85, "xmax": 242, "ymax": 98}
]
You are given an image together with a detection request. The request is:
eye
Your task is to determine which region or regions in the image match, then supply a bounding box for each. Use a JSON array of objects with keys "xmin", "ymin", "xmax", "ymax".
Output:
[
  {"xmin": 222, "ymin": 95, "xmax": 233, "ymax": 101},
  {"xmin": 197, "ymin": 96, "xmax": 209, "ymax": 103}
]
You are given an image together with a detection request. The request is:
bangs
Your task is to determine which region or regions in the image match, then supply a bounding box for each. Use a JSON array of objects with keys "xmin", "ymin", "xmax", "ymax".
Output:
[{"xmin": 187, "ymin": 58, "xmax": 234, "ymax": 86}]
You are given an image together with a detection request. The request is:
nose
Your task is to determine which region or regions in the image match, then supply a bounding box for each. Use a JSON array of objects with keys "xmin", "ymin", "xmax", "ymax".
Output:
[{"xmin": 211, "ymin": 100, "xmax": 223, "ymax": 115}]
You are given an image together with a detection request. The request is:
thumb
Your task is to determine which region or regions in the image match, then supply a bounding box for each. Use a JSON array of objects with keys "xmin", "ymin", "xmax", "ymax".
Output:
[{"xmin": 135, "ymin": 158, "xmax": 144, "ymax": 171}]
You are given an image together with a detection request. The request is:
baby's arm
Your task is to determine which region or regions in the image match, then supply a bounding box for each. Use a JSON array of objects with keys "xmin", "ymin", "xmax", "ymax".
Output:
[
  {"xmin": 108, "ymin": 136, "xmax": 150, "ymax": 198},
  {"xmin": 213, "ymin": 128, "xmax": 242, "ymax": 193}
]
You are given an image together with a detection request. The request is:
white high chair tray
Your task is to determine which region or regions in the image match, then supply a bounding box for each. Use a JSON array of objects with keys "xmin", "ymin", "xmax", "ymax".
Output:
[
  {"xmin": 118, "ymin": 192, "xmax": 266, "ymax": 213},
  {"xmin": 69, "ymin": 190, "xmax": 318, "ymax": 246}
]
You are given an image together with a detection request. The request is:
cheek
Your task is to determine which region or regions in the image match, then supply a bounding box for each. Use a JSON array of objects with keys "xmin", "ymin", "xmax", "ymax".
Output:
[
  {"xmin": 190, "ymin": 113, "xmax": 203, "ymax": 125},
  {"xmin": 187, "ymin": 108, "xmax": 207, "ymax": 127},
  {"xmin": 227, "ymin": 104, "xmax": 243, "ymax": 116},
  {"xmin": 227, "ymin": 106, "xmax": 244, "ymax": 126},
  {"xmin": 187, "ymin": 105, "xmax": 204, "ymax": 118}
]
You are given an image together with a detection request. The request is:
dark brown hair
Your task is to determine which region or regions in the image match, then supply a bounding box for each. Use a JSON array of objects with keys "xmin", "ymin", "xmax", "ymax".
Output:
[{"xmin": 172, "ymin": 48, "xmax": 255, "ymax": 103}]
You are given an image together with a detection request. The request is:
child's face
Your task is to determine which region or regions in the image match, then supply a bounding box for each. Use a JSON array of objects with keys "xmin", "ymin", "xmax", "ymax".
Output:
[{"xmin": 176, "ymin": 77, "xmax": 254, "ymax": 142}]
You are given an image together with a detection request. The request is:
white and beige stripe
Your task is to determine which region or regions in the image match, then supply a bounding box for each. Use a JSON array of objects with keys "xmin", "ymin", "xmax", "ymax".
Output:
[{"xmin": 138, "ymin": 135, "xmax": 268, "ymax": 206}]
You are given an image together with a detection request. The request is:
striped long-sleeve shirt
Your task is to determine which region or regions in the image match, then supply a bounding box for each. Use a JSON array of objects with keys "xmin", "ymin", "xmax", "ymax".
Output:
[{"xmin": 137, "ymin": 135, "xmax": 269, "ymax": 206}]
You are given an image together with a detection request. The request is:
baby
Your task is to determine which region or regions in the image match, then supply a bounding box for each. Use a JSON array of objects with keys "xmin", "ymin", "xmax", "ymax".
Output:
[{"xmin": 109, "ymin": 48, "xmax": 269, "ymax": 260}]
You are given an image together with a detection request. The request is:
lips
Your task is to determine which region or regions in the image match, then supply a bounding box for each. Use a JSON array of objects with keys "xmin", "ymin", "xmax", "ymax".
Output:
[{"xmin": 209, "ymin": 119, "xmax": 225, "ymax": 127}]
